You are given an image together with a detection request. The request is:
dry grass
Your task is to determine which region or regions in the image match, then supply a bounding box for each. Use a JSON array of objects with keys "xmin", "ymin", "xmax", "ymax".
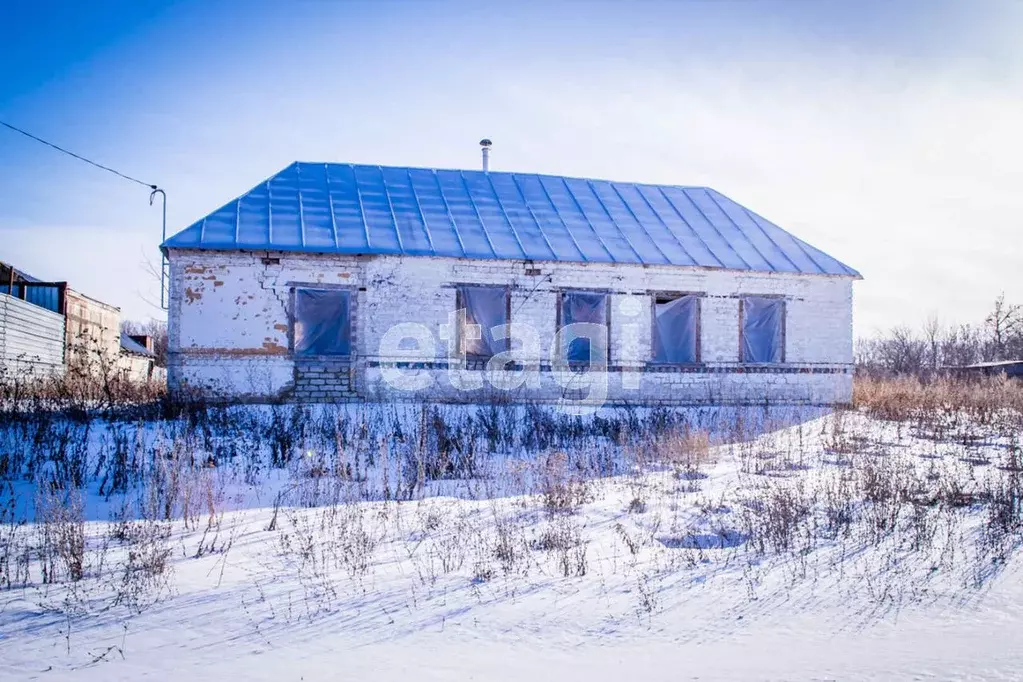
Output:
[
  {"xmin": 632, "ymin": 427, "xmax": 715, "ymax": 487},
  {"xmin": 0, "ymin": 340, "xmax": 166, "ymax": 420},
  {"xmin": 854, "ymin": 375, "xmax": 1023, "ymax": 426},
  {"xmin": 3, "ymin": 378, "xmax": 1023, "ymax": 641},
  {"xmin": 539, "ymin": 451, "xmax": 593, "ymax": 515}
]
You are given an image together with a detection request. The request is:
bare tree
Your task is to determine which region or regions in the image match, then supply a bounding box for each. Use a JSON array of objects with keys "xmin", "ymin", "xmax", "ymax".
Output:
[
  {"xmin": 923, "ymin": 315, "xmax": 942, "ymax": 373},
  {"xmin": 985, "ymin": 293, "xmax": 1022, "ymax": 361},
  {"xmin": 940, "ymin": 323, "xmax": 983, "ymax": 368},
  {"xmin": 857, "ymin": 326, "xmax": 929, "ymax": 376},
  {"xmin": 858, "ymin": 295, "xmax": 1023, "ymax": 376}
]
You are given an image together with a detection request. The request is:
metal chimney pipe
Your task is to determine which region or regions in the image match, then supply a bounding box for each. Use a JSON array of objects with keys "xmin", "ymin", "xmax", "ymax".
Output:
[{"xmin": 480, "ymin": 138, "xmax": 492, "ymax": 171}]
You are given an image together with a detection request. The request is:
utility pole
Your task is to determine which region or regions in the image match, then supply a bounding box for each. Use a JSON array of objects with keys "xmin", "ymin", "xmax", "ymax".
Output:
[{"xmin": 150, "ymin": 188, "xmax": 168, "ymax": 309}]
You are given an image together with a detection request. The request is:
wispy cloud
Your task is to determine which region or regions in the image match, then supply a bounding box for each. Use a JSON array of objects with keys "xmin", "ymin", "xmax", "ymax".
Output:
[{"xmin": 487, "ymin": 27, "xmax": 1023, "ymax": 334}]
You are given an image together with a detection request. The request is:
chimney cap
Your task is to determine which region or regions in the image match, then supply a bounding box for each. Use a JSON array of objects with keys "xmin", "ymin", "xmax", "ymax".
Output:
[{"xmin": 479, "ymin": 138, "xmax": 492, "ymax": 148}]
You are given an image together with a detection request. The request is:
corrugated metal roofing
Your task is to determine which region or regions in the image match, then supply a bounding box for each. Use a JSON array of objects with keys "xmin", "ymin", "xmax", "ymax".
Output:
[
  {"xmin": 1, "ymin": 292, "xmax": 66, "ymax": 373},
  {"xmin": 162, "ymin": 162, "xmax": 860, "ymax": 277},
  {"xmin": 0, "ymin": 261, "xmax": 43, "ymax": 283}
]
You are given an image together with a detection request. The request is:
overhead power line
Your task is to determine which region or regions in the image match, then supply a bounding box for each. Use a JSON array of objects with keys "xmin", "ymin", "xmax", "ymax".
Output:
[
  {"xmin": 1, "ymin": 118, "xmax": 170, "ymax": 309},
  {"xmin": 0, "ymin": 119, "xmax": 157, "ymax": 190}
]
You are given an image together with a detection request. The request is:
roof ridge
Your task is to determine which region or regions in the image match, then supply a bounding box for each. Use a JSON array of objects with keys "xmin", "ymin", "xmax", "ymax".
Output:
[{"xmin": 291, "ymin": 160, "xmax": 712, "ymax": 193}]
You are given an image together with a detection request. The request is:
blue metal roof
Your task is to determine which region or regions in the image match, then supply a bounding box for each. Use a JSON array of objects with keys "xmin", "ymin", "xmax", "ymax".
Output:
[{"xmin": 162, "ymin": 162, "xmax": 860, "ymax": 277}]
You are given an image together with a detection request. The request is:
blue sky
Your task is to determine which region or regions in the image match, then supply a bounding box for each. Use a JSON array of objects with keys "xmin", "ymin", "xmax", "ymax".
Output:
[{"xmin": 1, "ymin": 0, "xmax": 1020, "ymax": 333}]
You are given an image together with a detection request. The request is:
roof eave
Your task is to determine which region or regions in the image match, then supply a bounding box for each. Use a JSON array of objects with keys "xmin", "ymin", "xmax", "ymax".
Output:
[{"xmin": 162, "ymin": 243, "xmax": 863, "ymax": 279}]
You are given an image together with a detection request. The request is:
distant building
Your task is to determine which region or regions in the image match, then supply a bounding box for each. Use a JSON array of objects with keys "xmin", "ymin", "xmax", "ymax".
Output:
[
  {"xmin": 119, "ymin": 332, "xmax": 160, "ymax": 382},
  {"xmin": 162, "ymin": 157, "xmax": 860, "ymax": 405},
  {"xmin": 0, "ymin": 262, "xmax": 65, "ymax": 376},
  {"xmin": 64, "ymin": 288, "xmax": 121, "ymax": 368},
  {"xmin": 0, "ymin": 260, "xmax": 164, "ymax": 383},
  {"xmin": 947, "ymin": 361, "xmax": 1023, "ymax": 380}
]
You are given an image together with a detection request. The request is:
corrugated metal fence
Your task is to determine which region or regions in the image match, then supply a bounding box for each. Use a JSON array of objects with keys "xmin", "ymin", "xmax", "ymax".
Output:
[{"xmin": 0, "ymin": 292, "xmax": 66, "ymax": 376}]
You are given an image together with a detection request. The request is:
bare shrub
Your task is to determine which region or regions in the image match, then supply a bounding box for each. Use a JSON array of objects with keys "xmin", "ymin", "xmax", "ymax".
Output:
[
  {"xmin": 110, "ymin": 518, "xmax": 173, "ymax": 614},
  {"xmin": 275, "ymin": 503, "xmax": 380, "ymax": 616},
  {"xmin": 539, "ymin": 451, "xmax": 592, "ymax": 515},
  {"xmin": 635, "ymin": 572, "xmax": 659, "ymax": 616},
  {"xmin": 267, "ymin": 404, "xmax": 305, "ymax": 468},
  {"xmin": 35, "ymin": 486, "xmax": 87, "ymax": 584},
  {"xmin": 853, "ymin": 376, "xmax": 926, "ymax": 422},
  {"xmin": 0, "ymin": 339, "xmax": 165, "ymax": 418},
  {"xmin": 614, "ymin": 522, "xmax": 641, "ymax": 556},
  {"xmin": 854, "ymin": 375, "xmax": 1023, "ymax": 432},
  {"xmin": 739, "ymin": 482, "xmax": 812, "ymax": 555},
  {"xmin": 562, "ymin": 541, "xmax": 588, "ymax": 577},
  {"xmin": 527, "ymin": 515, "xmax": 588, "ymax": 576},
  {"xmin": 626, "ymin": 496, "xmax": 647, "ymax": 514},
  {"xmin": 643, "ymin": 428, "xmax": 713, "ymax": 481},
  {"xmin": 0, "ymin": 482, "xmax": 30, "ymax": 589},
  {"xmin": 492, "ymin": 517, "xmax": 528, "ymax": 575},
  {"xmin": 821, "ymin": 408, "xmax": 858, "ymax": 456},
  {"xmin": 983, "ymin": 467, "xmax": 1023, "ymax": 559},
  {"xmin": 531, "ymin": 518, "xmax": 583, "ymax": 552},
  {"xmin": 471, "ymin": 559, "xmax": 495, "ymax": 584}
]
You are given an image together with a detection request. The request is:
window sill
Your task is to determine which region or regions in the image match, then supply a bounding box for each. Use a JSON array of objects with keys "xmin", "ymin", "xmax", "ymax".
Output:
[
  {"xmin": 647, "ymin": 361, "xmax": 704, "ymax": 368},
  {"xmin": 552, "ymin": 361, "xmax": 610, "ymax": 373},
  {"xmin": 457, "ymin": 357, "xmax": 535, "ymax": 371}
]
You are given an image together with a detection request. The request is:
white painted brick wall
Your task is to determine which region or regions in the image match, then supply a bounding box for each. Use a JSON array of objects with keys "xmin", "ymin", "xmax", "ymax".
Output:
[
  {"xmin": 167, "ymin": 249, "xmax": 856, "ymax": 404},
  {"xmin": 702, "ymin": 297, "xmax": 740, "ymax": 362}
]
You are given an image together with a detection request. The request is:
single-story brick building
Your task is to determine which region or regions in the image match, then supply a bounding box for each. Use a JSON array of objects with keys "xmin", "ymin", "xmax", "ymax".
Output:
[{"xmin": 162, "ymin": 156, "xmax": 859, "ymax": 408}]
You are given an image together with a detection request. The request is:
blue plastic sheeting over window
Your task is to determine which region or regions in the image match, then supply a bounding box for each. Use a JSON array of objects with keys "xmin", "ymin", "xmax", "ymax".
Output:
[
  {"xmin": 294, "ymin": 289, "xmax": 351, "ymax": 356},
  {"xmin": 560, "ymin": 291, "xmax": 608, "ymax": 363},
  {"xmin": 457, "ymin": 286, "xmax": 509, "ymax": 357},
  {"xmin": 162, "ymin": 163, "xmax": 860, "ymax": 278},
  {"xmin": 653, "ymin": 295, "xmax": 699, "ymax": 364},
  {"xmin": 741, "ymin": 297, "xmax": 785, "ymax": 364}
]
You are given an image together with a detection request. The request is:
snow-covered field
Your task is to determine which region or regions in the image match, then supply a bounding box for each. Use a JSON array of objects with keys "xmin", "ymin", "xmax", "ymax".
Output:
[{"xmin": 1, "ymin": 401, "xmax": 1022, "ymax": 681}]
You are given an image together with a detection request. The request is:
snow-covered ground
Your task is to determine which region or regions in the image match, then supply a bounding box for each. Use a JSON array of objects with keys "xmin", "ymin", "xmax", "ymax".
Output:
[{"xmin": 1, "ymin": 403, "xmax": 1022, "ymax": 681}]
